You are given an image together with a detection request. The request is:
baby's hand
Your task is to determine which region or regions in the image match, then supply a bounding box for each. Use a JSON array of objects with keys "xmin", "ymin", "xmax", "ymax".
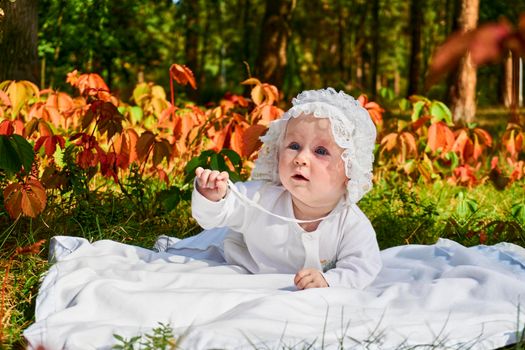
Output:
[
  {"xmin": 294, "ymin": 268, "xmax": 329, "ymax": 290},
  {"xmin": 195, "ymin": 167, "xmax": 229, "ymax": 202}
]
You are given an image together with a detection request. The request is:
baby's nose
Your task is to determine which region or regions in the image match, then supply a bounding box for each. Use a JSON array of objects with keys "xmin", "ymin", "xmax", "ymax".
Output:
[{"xmin": 293, "ymin": 156, "xmax": 307, "ymax": 166}]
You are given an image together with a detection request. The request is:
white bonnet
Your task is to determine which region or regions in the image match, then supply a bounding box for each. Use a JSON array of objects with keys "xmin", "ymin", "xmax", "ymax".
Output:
[{"xmin": 251, "ymin": 88, "xmax": 376, "ymax": 204}]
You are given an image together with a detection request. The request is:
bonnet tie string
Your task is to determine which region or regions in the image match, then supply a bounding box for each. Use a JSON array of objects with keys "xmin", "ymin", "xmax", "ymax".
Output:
[{"xmin": 226, "ymin": 179, "xmax": 348, "ymax": 224}]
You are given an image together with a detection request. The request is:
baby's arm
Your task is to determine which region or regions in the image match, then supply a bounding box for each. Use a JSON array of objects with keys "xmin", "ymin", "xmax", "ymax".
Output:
[
  {"xmin": 195, "ymin": 167, "xmax": 229, "ymax": 202},
  {"xmin": 322, "ymin": 215, "xmax": 382, "ymax": 289}
]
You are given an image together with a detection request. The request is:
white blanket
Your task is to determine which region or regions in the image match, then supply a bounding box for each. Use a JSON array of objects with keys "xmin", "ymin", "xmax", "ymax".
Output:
[{"xmin": 24, "ymin": 235, "xmax": 525, "ymax": 349}]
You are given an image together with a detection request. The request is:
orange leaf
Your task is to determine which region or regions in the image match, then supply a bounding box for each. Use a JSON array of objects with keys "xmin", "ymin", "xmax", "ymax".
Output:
[
  {"xmin": 3, "ymin": 179, "xmax": 47, "ymax": 219},
  {"xmin": 380, "ymin": 133, "xmax": 398, "ymax": 152},
  {"xmin": 75, "ymin": 73, "xmax": 110, "ymax": 95},
  {"xmin": 242, "ymin": 124, "xmax": 267, "ymax": 158},
  {"xmin": 357, "ymin": 94, "xmax": 368, "ymax": 106},
  {"xmin": 472, "ymin": 135, "xmax": 483, "ymax": 161},
  {"xmin": 261, "ymin": 83, "xmax": 279, "ymax": 105},
  {"xmin": 169, "ymin": 64, "xmax": 197, "ymax": 89},
  {"xmin": 241, "ymin": 78, "xmax": 262, "ymax": 86},
  {"xmin": 428, "ymin": 122, "xmax": 454, "ymax": 153},
  {"xmin": 0, "ymin": 119, "xmax": 14, "ymax": 135},
  {"xmin": 230, "ymin": 124, "xmax": 246, "ymax": 156},
  {"xmin": 251, "ymin": 84, "xmax": 264, "ymax": 106},
  {"xmin": 400, "ymin": 132, "xmax": 417, "ymax": 156},
  {"xmin": 259, "ymin": 105, "xmax": 283, "ymax": 125},
  {"xmin": 473, "ymin": 127, "xmax": 493, "ymax": 147},
  {"xmin": 0, "ymin": 90, "xmax": 11, "ymax": 107}
]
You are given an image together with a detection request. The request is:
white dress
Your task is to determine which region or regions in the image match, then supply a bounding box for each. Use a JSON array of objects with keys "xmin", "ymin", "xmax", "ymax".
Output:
[{"xmin": 191, "ymin": 180, "xmax": 382, "ymax": 289}]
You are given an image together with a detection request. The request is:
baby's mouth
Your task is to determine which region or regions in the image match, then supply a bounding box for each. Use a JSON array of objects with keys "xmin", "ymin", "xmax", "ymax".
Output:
[{"xmin": 292, "ymin": 174, "xmax": 309, "ymax": 181}]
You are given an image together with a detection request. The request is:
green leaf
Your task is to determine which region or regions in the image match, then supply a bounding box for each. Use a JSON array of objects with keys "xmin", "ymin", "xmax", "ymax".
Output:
[
  {"xmin": 444, "ymin": 151, "xmax": 459, "ymax": 170},
  {"xmin": 128, "ymin": 106, "xmax": 143, "ymax": 125},
  {"xmin": 184, "ymin": 156, "xmax": 202, "ymax": 175},
  {"xmin": 398, "ymin": 98, "xmax": 411, "ymax": 111},
  {"xmin": 158, "ymin": 186, "xmax": 181, "ymax": 212},
  {"xmin": 511, "ymin": 202, "xmax": 525, "ymax": 224},
  {"xmin": 220, "ymin": 148, "xmax": 242, "ymax": 171},
  {"xmin": 210, "ymin": 153, "xmax": 219, "ymax": 170},
  {"xmin": 0, "ymin": 134, "xmax": 35, "ymax": 175},
  {"xmin": 430, "ymin": 101, "xmax": 453, "ymax": 125},
  {"xmin": 379, "ymin": 87, "xmax": 395, "ymax": 101},
  {"xmin": 411, "ymin": 101, "xmax": 426, "ymax": 122}
]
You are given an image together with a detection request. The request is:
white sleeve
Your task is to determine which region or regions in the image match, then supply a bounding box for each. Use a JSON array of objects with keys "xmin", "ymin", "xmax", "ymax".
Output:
[
  {"xmin": 322, "ymin": 209, "xmax": 382, "ymax": 289},
  {"xmin": 191, "ymin": 180, "xmax": 262, "ymax": 231}
]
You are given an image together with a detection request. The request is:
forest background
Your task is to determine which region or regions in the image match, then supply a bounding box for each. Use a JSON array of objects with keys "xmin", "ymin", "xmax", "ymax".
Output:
[
  {"xmin": 1, "ymin": 0, "xmax": 525, "ymax": 108},
  {"xmin": 1, "ymin": 0, "xmax": 525, "ymax": 347}
]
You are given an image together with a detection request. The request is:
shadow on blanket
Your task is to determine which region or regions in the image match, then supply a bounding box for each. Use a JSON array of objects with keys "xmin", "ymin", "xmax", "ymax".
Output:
[{"xmin": 24, "ymin": 233, "xmax": 525, "ymax": 350}]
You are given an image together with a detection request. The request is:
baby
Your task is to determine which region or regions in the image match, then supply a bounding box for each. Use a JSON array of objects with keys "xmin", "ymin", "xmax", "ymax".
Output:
[{"xmin": 192, "ymin": 88, "xmax": 382, "ymax": 290}]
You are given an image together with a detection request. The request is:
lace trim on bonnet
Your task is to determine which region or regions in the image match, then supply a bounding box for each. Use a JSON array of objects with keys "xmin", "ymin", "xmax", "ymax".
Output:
[{"xmin": 251, "ymin": 88, "xmax": 376, "ymax": 204}]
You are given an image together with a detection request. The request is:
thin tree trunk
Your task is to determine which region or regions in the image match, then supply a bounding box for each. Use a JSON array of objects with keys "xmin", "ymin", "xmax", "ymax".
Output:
[
  {"xmin": 255, "ymin": 0, "xmax": 296, "ymax": 87},
  {"xmin": 337, "ymin": 0, "xmax": 346, "ymax": 82},
  {"xmin": 0, "ymin": 0, "xmax": 39, "ymax": 83},
  {"xmin": 450, "ymin": 0, "xmax": 479, "ymax": 124},
  {"xmin": 183, "ymin": 0, "xmax": 199, "ymax": 101},
  {"xmin": 503, "ymin": 50, "xmax": 520, "ymax": 108},
  {"xmin": 370, "ymin": 0, "xmax": 379, "ymax": 98},
  {"xmin": 407, "ymin": 0, "xmax": 422, "ymax": 96}
]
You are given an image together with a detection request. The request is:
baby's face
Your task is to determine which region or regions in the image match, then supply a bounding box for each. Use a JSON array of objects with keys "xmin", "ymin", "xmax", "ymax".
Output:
[{"xmin": 278, "ymin": 115, "xmax": 347, "ymax": 212}]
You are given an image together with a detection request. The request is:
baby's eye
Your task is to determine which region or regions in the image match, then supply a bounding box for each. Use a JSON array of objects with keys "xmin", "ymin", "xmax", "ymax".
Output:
[
  {"xmin": 315, "ymin": 147, "xmax": 329, "ymax": 156},
  {"xmin": 287, "ymin": 142, "xmax": 300, "ymax": 150}
]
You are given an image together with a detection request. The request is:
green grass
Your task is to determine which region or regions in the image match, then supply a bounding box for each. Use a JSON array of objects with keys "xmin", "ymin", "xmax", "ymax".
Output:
[{"xmin": 0, "ymin": 178, "xmax": 524, "ymax": 348}]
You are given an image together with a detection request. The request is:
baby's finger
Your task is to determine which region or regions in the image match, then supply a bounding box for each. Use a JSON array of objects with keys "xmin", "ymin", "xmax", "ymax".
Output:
[
  {"xmin": 216, "ymin": 171, "xmax": 229, "ymax": 182},
  {"xmin": 195, "ymin": 167, "xmax": 204, "ymax": 177},
  {"xmin": 207, "ymin": 170, "xmax": 222, "ymax": 188},
  {"xmin": 197, "ymin": 168, "xmax": 212, "ymax": 188}
]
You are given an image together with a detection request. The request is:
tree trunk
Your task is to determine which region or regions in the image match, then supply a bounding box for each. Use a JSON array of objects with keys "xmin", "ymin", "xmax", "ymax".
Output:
[
  {"xmin": 0, "ymin": 0, "xmax": 39, "ymax": 83},
  {"xmin": 370, "ymin": 0, "xmax": 380, "ymax": 98},
  {"xmin": 450, "ymin": 0, "xmax": 479, "ymax": 124},
  {"xmin": 407, "ymin": 0, "xmax": 422, "ymax": 96},
  {"xmin": 503, "ymin": 50, "xmax": 521, "ymax": 108},
  {"xmin": 255, "ymin": 0, "xmax": 295, "ymax": 87},
  {"xmin": 183, "ymin": 0, "xmax": 200, "ymax": 101},
  {"xmin": 337, "ymin": 0, "xmax": 345, "ymax": 82}
]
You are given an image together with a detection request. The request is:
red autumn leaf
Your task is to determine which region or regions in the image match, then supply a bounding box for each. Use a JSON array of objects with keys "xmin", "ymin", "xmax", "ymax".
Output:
[
  {"xmin": 472, "ymin": 135, "xmax": 483, "ymax": 161},
  {"xmin": 428, "ymin": 122, "xmax": 455, "ymax": 154},
  {"xmin": 169, "ymin": 64, "xmax": 197, "ymax": 89},
  {"xmin": 113, "ymin": 128, "xmax": 139, "ymax": 168},
  {"xmin": 73, "ymin": 73, "xmax": 110, "ymax": 95},
  {"xmin": 209, "ymin": 121, "xmax": 232, "ymax": 152},
  {"xmin": 136, "ymin": 131, "xmax": 156, "ymax": 161},
  {"xmin": 452, "ymin": 130, "xmax": 473, "ymax": 162},
  {"xmin": 242, "ymin": 124, "xmax": 267, "ymax": 158},
  {"xmin": 411, "ymin": 116, "xmax": 431, "ymax": 132},
  {"xmin": 473, "ymin": 127, "xmax": 493, "ymax": 147},
  {"xmin": 358, "ymin": 94, "xmax": 384, "ymax": 125},
  {"xmin": 155, "ymin": 167, "xmax": 169, "ymax": 185},
  {"xmin": 34, "ymin": 135, "xmax": 66, "ymax": 157},
  {"xmin": 99, "ymin": 151, "xmax": 118, "ymax": 182},
  {"xmin": 152, "ymin": 138, "xmax": 172, "ymax": 166},
  {"xmin": 0, "ymin": 119, "xmax": 14, "ymax": 135},
  {"xmin": 3, "ymin": 179, "xmax": 47, "ymax": 219}
]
